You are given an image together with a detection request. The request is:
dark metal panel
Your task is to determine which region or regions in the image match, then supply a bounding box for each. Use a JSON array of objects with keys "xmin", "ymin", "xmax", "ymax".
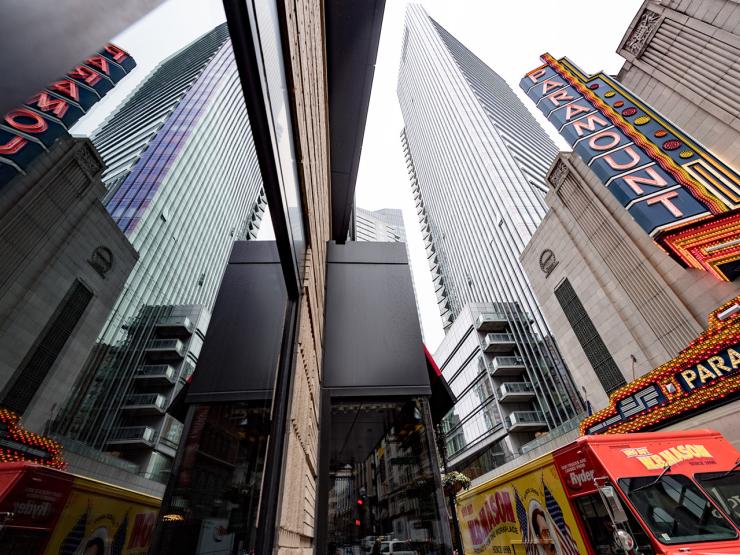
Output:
[
  {"xmin": 186, "ymin": 241, "xmax": 287, "ymax": 402},
  {"xmin": 323, "ymin": 242, "xmax": 430, "ymax": 395},
  {"xmin": 326, "ymin": 0, "xmax": 386, "ymax": 241},
  {"xmin": 327, "ymin": 240, "xmax": 408, "ymax": 265}
]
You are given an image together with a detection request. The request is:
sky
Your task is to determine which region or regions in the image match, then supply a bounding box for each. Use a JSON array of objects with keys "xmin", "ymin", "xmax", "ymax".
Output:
[{"xmin": 71, "ymin": 0, "xmax": 642, "ymax": 352}]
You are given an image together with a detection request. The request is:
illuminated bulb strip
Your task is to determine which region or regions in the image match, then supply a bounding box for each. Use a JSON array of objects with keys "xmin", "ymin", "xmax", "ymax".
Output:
[{"xmin": 581, "ymin": 296, "xmax": 740, "ymax": 435}]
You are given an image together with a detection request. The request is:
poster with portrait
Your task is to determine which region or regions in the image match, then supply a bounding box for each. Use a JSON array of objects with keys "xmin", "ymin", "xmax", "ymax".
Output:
[{"xmin": 457, "ymin": 456, "xmax": 588, "ymax": 554}]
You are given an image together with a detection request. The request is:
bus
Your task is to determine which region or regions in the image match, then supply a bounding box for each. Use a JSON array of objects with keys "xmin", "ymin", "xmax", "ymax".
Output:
[
  {"xmin": 0, "ymin": 462, "xmax": 160, "ymax": 554},
  {"xmin": 456, "ymin": 430, "xmax": 740, "ymax": 554}
]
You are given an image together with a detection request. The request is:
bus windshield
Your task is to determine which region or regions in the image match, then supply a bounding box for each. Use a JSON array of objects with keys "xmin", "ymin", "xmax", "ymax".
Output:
[
  {"xmin": 618, "ymin": 474, "xmax": 737, "ymax": 545},
  {"xmin": 696, "ymin": 470, "xmax": 740, "ymax": 528}
]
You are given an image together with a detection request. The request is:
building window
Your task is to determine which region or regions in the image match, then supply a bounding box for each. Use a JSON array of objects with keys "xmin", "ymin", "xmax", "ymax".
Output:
[
  {"xmin": 554, "ymin": 279, "xmax": 626, "ymax": 395},
  {"xmin": 1, "ymin": 280, "xmax": 93, "ymax": 414}
]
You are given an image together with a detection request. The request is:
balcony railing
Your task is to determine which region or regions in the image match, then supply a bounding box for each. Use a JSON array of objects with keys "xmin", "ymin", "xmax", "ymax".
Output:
[
  {"xmin": 475, "ymin": 312, "xmax": 508, "ymax": 332},
  {"xmin": 506, "ymin": 411, "xmax": 547, "ymax": 431},
  {"xmin": 124, "ymin": 393, "xmax": 167, "ymax": 413},
  {"xmin": 145, "ymin": 338, "xmax": 185, "ymax": 359},
  {"xmin": 108, "ymin": 426, "xmax": 156, "ymax": 445},
  {"xmin": 499, "ymin": 382, "xmax": 535, "ymax": 402},
  {"xmin": 491, "ymin": 356, "xmax": 526, "ymax": 376},
  {"xmin": 136, "ymin": 364, "xmax": 176, "ymax": 384},
  {"xmin": 156, "ymin": 316, "xmax": 195, "ymax": 335},
  {"xmin": 483, "ymin": 333, "xmax": 516, "ymax": 353}
]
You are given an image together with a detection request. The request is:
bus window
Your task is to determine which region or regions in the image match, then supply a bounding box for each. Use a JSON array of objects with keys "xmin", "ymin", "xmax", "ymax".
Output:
[
  {"xmin": 573, "ymin": 492, "xmax": 654, "ymax": 554},
  {"xmin": 619, "ymin": 475, "xmax": 738, "ymax": 545},
  {"xmin": 696, "ymin": 470, "xmax": 740, "ymax": 527}
]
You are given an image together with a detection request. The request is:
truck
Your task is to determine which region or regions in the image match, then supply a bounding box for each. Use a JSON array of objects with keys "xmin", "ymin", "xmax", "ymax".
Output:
[
  {"xmin": 456, "ymin": 430, "xmax": 740, "ymax": 554},
  {"xmin": 0, "ymin": 462, "xmax": 160, "ymax": 554}
]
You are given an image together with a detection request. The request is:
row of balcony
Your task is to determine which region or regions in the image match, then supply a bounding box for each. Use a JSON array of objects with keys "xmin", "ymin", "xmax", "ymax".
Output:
[{"xmin": 108, "ymin": 426, "xmax": 157, "ymax": 446}]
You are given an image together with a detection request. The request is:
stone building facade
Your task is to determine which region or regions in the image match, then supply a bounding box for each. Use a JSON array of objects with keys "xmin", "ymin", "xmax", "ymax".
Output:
[
  {"xmin": 0, "ymin": 136, "xmax": 137, "ymax": 433},
  {"xmin": 616, "ymin": 0, "xmax": 740, "ymax": 168},
  {"xmin": 521, "ymin": 154, "xmax": 739, "ymax": 412},
  {"xmin": 275, "ymin": 0, "xmax": 330, "ymax": 551}
]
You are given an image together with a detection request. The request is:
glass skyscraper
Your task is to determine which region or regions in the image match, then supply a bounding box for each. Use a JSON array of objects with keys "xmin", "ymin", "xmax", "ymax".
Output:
[
  {"xmin": 53, "ymin": 24, "xmax": 266, "ymax": 480},
  {"xmin": 398, "ymin": 5, "xmax": 582, "ymax": 471}
]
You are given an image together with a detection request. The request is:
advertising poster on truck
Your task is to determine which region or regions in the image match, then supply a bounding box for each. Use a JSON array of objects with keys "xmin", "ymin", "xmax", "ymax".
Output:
[
  {"xmin": 457, "ymin": 455, "xmax": 588, "ymax": 554},
  {"xmin": 46, "ymin": 477, "xmax": 159, "ymax": 555}
]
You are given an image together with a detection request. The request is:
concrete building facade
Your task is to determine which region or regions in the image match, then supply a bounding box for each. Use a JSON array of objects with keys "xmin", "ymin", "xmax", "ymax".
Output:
[
  {"xmin": 434, "ymin": 303, "xmax": 583, "ymax": 480},
  {"xmin": 0, "ymin": 137, "xmax": 137, "ymax": 434},
  {"xmin": 355, "ymin": 207, "xmax": 405, "ymax": 242}
]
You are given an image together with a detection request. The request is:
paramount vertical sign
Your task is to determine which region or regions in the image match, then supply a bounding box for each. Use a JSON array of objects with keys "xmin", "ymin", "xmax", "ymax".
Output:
[{"xmin": 520, "ymin": 54, "xmax": 740, "ymax": 282}]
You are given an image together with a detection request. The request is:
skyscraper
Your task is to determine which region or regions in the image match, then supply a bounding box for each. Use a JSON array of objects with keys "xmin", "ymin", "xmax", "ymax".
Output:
[
  {"xmin": 355, "ymin": 207, "xmax": 405, "ymax": 242},
  {"xmin": 398, "ymin": 5, "xmax": 582, "ymax": 457},
  {"xmin": 53, "ymin": 24, "xmax": 266, "ymax": 480}
]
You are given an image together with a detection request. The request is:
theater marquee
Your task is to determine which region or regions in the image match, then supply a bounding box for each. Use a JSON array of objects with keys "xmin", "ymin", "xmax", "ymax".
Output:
[
  {"xmin": 581, "ymin": 297, "xmax": 740, "ymax": 436},
  {"xmin": 520, "ymin": 54, "xmax": 740, "ymax": 281}
]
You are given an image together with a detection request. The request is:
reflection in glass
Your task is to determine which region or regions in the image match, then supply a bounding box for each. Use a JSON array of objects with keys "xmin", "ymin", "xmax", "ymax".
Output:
[
  {"xmin": 154, "ymin": 402, "xmax": 270, "ymax": 554},
  {"xmin": 326, "ymin": 399, "xmax": 449, "ymax": 554}
]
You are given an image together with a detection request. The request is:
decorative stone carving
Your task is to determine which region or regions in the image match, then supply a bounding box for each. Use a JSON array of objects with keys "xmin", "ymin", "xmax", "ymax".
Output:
[
  {"xmin": 549, "ymin": 159, "xmax": 569, "ymax": 188},
  {"xmin": 77, "ymin": 144, "xmax": 103, "ymax": 177},
  {"xmin": 89, "ymin": 246, "xmax": 113, "ymax": 277},
  {"xmin": 539, "ymin": 249, "xmax": 559, "ymax": 277},
  {"xmin": 624, "ymin": 10, "xmax": 660, "ymax": 57}
]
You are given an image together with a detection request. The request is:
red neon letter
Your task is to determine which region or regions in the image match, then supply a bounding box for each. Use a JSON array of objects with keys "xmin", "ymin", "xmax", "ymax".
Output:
[
  {"xmin": 27, "ymin": 92, "xmax": 69, "ymax": 118},
  {"xmin": 48, "ymin": 80, "xmax": 80, "ymax": 102},
  {"xmin": 105, "ymin": 43, "xmax": 129, "ymax": 63},
  {"xmin": 622, "ymin": 166, "xmax": 668, "ymax": 195},
  {"xmin": 603, "ymin": 146, "xmax": 641, "ymax": 171},
  {"xmin": 69, "ymin": 65, "xmax": 102, "ymax": 86},
  {"xmin": 546, "ymin": 89, "xmax": 574, "ymax": 107},
  {"xmin": 0, "ymin": 134, "xmax": 28, "ymax": 156},
  {"xmin": 86, "ymin": 55, "xmax": 110, "ymax": 76},
  {"xmin": 5, "ymin": 108, "xmax": 48, "ymax": 134},
  {"xmin": 588, "ymin": 130, "xmax": 621, "ymax": 151},
  {"xmin": 572, "ymin": 114, "xmax": 609, "ymax": 137},
  {"xmin": 646, "ymin": 191, "xmax": 683, "ymax": 217}
]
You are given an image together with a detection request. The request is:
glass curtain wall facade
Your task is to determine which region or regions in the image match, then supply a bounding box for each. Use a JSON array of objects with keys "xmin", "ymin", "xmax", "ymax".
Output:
[
  {"xmin": 53, "ymin": 25, "xmax": 266, "ymax": 477},
  {"xmin": 398, "ymin": 6, "xmax": 582, "ymax": 436}
]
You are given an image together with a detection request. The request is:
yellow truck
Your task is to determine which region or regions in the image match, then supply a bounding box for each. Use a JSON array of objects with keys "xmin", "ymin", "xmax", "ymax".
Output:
[{"xmin": 0, "ymin": 462, "xmax": 160, "ymax": 554}]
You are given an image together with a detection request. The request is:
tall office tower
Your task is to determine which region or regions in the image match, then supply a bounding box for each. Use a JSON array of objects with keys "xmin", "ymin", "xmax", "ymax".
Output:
[
  {"xmin": 398, "ymin": 5, "xmax": 582, "ymax": 443},
  {"xmin": 355, "ymin": 207, "xmax": 405, "ymax": 242},
  {"xmin": 53, "ymin": 24, "xmax": 266, "ymax": 481}
]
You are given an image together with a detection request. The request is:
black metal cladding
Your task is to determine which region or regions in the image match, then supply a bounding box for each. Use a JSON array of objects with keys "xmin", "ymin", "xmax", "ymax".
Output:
[
  {"xmin": 323, "ymin": 242, "xmax": 431, "ymax": 396},
  {"xmin": 186, "ymin": 242, "xmax": 287, "ymax": 402},
  {"xmin": 554, "ymin": 278, "xmax": 626, "ymax": 395}
]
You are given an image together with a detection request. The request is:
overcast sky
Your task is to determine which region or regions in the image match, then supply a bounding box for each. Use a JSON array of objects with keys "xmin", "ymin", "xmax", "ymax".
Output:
[{"xmin": 71, "ymin": 0, "xmax": 642, "ymax": 352}]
